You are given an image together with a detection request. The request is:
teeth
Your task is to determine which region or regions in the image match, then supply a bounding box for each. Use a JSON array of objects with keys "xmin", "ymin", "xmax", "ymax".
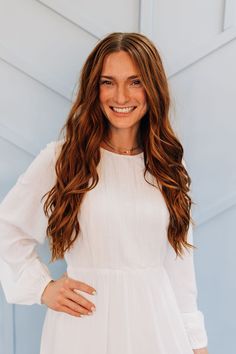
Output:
[{"xmin": 112, "ymin": 106, "xmax": 135, "ymax": 113}]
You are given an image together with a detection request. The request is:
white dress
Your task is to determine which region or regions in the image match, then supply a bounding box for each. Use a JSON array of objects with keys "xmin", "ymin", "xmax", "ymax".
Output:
[{"xmin": 0, "ymin": 141, "xmax": 208, "ymax": 354}]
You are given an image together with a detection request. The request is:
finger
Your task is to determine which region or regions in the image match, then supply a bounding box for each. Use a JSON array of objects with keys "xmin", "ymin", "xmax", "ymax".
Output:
[
  {"xmin": 65, "ymin": 277, "xmax": 96, "ymax": 295},
  {"xmin": 63, "ymin": 298, "xmax": 92, "ymax": 316},
  {"xmin": 60, "ymin": 305, "xmax": 84, "ymax": 318},
  {"xmin": 64, "ymin": 289, "xmax": 96, "ymax": 312}
]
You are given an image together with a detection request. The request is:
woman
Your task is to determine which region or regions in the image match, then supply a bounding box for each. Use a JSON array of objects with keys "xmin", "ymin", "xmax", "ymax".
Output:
[{"xmin": 0, "ymin": 32, "xmax": 208, "ymax": 353}]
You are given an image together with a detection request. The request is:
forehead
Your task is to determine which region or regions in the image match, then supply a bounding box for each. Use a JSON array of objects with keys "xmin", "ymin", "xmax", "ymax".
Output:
[{"xmin": 101, "ymin": 51, "xmax": 140, "ymax": 77}]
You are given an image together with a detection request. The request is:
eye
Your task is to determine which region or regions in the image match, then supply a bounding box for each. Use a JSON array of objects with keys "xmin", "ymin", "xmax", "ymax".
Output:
[
  {"xmin": 131, "ymin": 79, "xmax": 142, "ymax": 86},
  {"xmin": 100, "ymin": 80, "xmax": 113, "ymax": 86}
]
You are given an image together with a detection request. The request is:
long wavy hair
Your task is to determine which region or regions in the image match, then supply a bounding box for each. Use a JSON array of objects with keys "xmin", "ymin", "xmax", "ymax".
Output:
[{"xmin": 43, "ymin": 32, "xmax": 195, "ymax": 262}]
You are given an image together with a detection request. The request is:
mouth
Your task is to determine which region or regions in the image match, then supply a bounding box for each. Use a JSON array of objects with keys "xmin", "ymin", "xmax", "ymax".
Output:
[{"xmin": 110, "ymin": 106, "xmax": 137, "ymax": 113}]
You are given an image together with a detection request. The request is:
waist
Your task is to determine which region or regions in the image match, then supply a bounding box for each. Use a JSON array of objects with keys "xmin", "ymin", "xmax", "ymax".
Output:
[
  {"xmin": 66, "ymin": 265, "xmax": 169, "ymax": 298},
  {"xmin": 67, "ymin": 264, "xmax": 165, "ymax": 276}
]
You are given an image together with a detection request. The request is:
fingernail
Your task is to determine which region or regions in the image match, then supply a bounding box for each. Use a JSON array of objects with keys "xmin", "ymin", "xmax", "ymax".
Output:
[
  {"xmin": 87, "ymin": 311, "xmax": 93, "ymax": 315},
  {"xmin": 91, "ymin": 306, "xmax": 96, "ymax": 312},
  {"xmin": 80, "ymin": 314, "xmax": 85, "ymax": 318},
  {"xmin": 92, "ymin": 290, "xmax": 97, "ymax": 295}
]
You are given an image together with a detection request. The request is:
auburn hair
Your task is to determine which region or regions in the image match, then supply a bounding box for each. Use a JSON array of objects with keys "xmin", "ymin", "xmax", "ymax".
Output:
[{"xmin": 43, "ymin": 32, "xmax": 195, "ymax": 262}]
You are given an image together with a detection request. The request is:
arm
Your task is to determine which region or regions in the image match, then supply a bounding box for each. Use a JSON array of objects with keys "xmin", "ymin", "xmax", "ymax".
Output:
[
  {"xmin": 0, "ymin": 141, "xmax": 59, "ymax": 305},
  {"xmin": 163, "ymin": 157, "xmax": 208, "ymax": 350},
  {"xmin": 163, "ymin": 219, "xmax": 208, "ymax": 351}
]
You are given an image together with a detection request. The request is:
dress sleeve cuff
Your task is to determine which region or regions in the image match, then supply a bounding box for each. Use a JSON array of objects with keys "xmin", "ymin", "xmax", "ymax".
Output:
[
  {"xmin": 36, "ymin": 263, "xmax": 54, "ymax": 305},
  {"xmin": 181, "ymin": 310, "xmax": 208, "ymax": 349},
  {"xmin": 0, "ymin": 258, "xmax": 53, "ymax": 305}
]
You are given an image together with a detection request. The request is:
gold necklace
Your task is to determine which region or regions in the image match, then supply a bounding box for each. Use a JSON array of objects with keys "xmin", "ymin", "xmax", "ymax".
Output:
[{"xmin": 103, "ymin": 138, "xmax": 142, "ymax": 155}]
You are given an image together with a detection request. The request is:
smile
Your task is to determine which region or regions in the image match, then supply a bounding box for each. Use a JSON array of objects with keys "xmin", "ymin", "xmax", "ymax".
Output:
[{"xmin": 110, "ymin": 106, "xmax": 136, "ymax": 113}]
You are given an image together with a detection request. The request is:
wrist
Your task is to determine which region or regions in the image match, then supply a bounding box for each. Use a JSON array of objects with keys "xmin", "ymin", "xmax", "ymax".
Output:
[{"xmin": 41, "ymin": 280, "xmax": 54, "ymax": 305}]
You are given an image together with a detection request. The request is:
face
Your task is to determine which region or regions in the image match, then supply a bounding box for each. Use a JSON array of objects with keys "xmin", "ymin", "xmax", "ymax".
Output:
[{"xmin": 99, "ymin": 50, "xmax": 148, "ymax": 135}]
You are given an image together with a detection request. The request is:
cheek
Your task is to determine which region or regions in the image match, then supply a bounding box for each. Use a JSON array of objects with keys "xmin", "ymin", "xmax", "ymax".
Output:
[
  {"xmin": 137, "ymin": 92, "xmax": 147, "ymax": 107},
  {"xmin": 135, "ymin": 88, "xmax": 147, "ymax": 104},
  {"xmin": 99, "ymin": 88, "xmax": 112, "ymax": 105},
  {"xmin": 137, "ymin": 92, "xmax": 148, "ymax": 115}
]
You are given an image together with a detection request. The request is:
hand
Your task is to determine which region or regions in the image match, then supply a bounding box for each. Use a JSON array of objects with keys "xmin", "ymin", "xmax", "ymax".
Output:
[
  {"xmin": 193, "ymin": 348, "xmax": 209, "ymax": 354},
  {"xmin": 41, "ymin": 273, "xmax": 97, "ymax": 318}
]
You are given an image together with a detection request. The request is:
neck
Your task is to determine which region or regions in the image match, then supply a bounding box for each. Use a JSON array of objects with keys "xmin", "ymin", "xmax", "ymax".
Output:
[
  {"xmin": 105, "ymin": 128, "xmax": 141, "ymax": 150},
  {"xmin": 100, "ymin": 129, "xmax": 143, "ymax": 155}
]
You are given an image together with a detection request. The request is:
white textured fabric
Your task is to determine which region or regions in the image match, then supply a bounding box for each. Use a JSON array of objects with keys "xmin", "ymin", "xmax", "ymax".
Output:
[{"xmin": 0, "ymin": 141, "xmax": 208, "ymax": 353}]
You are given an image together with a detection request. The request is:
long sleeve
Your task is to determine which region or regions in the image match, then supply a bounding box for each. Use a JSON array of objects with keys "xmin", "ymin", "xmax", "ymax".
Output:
[
  {"xmin": 163, "ymin": 218, "xmax": 208, "ymax": 349},
  {"xmin": 162, "ymin": 158, "xmax": 208, "ymax": 349},
  {"xmin": 0, "ymin": 141, "xmax": 59, "ymax": 305}
]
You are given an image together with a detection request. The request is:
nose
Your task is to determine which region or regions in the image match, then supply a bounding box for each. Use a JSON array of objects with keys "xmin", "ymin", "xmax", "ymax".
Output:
[{"xmin": 114, "ymin": 84, "xmax": 129, "ymax": 105}]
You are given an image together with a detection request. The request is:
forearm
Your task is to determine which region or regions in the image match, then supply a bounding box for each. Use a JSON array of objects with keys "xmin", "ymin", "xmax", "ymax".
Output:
[{"xmin": 193, "ymin": 348, "xmax": 208, "ymax": 354}]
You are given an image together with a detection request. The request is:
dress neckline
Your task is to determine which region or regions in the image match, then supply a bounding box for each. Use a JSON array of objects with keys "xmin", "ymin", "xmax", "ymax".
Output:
[{"xmin": 100, "ymin": 146, "xmax": 144, "ymax": 158}]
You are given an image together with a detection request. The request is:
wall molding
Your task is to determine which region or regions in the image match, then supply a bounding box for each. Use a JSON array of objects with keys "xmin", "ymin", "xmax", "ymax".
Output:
[
  {"xmin": 36, "ymin": 0, "xmax": 106, "ymax": 39},
  {"xmin": 0, "ymin": 123, "xmax": 36, "ymax": 157},
  {"xmin": 223, "ymin": 0, "xmax": 236, "ymax": 30},
  {"xmin": 194, "ymin": 191, "xmax": 236, "ymax": 226},
  {"xmin": 139, "ymin": 0, "xmax": 154, "ymax": 37},
  {"xmin": 140, "ymin": 0, "xmax": 236, "ymax": 77},
  {"xmin": 0, "ymin": 42, "xmax": 72, "ymax": 101},
  {"xmin": 0, "ymin": 0, "xmax": 109, "ymax": 101},
  {"xmin": 168, "ymin": 25, "xmax": 236, "ymax": 77}
]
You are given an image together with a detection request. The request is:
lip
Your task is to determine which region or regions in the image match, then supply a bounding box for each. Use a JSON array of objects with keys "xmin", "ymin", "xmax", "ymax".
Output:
[{"xmin": 109, "ymin": 106, "xmax": 137, "ymax": 116}]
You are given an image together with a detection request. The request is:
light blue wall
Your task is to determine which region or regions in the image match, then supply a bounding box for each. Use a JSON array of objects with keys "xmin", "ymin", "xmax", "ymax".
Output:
[
  {"xmin": 194, "ymin": 205, "xmax": 236, "ymax": 354},
  {"xmin": 0, "ymin": 1, "xmax": 235, "ymax": 353}
]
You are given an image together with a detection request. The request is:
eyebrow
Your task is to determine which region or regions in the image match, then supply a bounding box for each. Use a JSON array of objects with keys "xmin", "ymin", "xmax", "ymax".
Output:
[{"xmin": 100, "ymin": 75, "xmax": 140, "ymax": 80}]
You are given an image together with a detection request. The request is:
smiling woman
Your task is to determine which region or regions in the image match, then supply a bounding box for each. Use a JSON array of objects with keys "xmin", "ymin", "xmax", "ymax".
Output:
[
  {"xmin": 99, "ymin": 51, "xmax": 148, "ymax": 155},
  {"xmin": 0, "ymin": 32, "xmax": 208, "ymax": 354},
  {"xmin": 99, "ymin": 50, "xmax": 147, "ymax": 149}
]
